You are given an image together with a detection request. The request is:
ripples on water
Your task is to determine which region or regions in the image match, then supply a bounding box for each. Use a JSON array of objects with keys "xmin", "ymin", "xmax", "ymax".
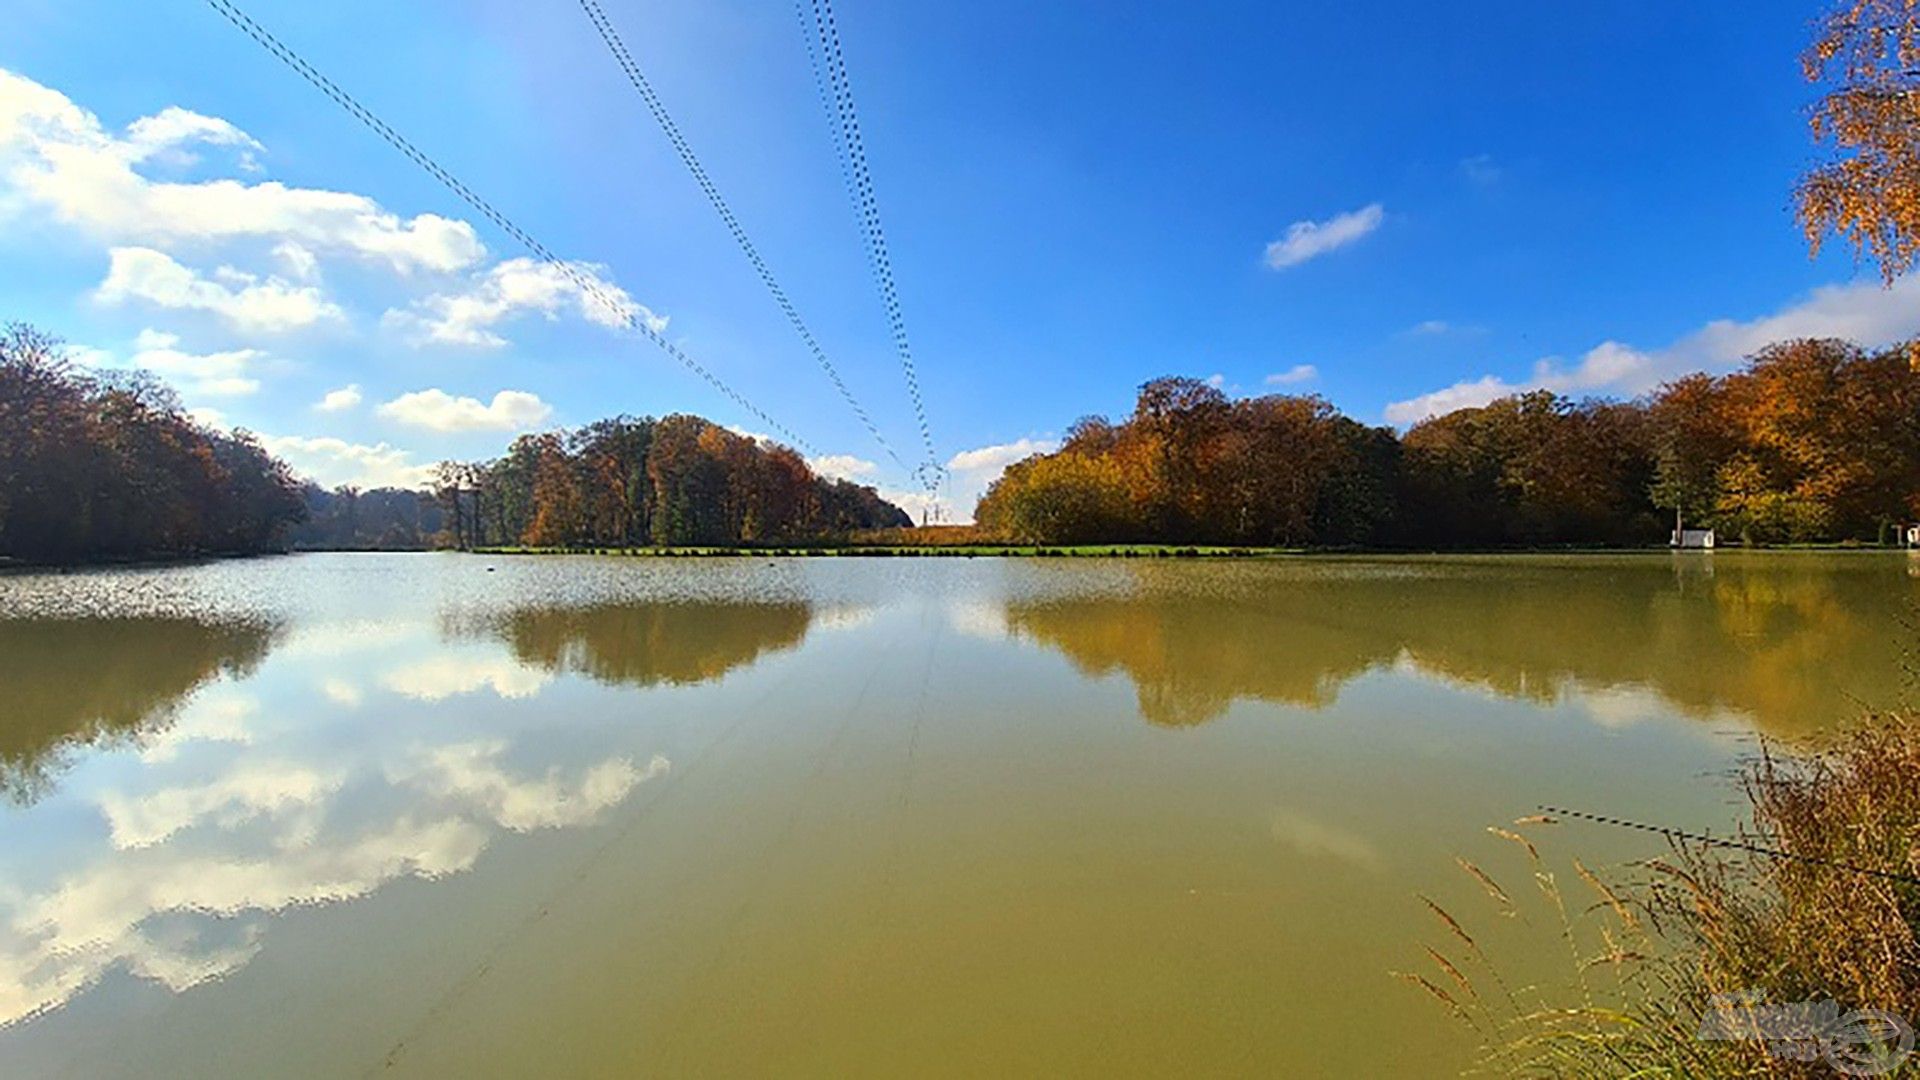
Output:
[{"xmin": 0, "ymin": 551, "xmax": 1913, "ymax": 1077}]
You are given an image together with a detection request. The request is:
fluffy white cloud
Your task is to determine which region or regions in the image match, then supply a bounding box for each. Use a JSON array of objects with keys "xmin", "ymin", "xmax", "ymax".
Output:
[
  {"xmin": 119, "ymin": 328, "xmax": 263, "ymax": 397},
  {"xmin": 255, "ymin": 433, "xmax": 434, "ymax": 490},
  {"xmin": 383, "ymin": 257, "xmax": 662, "ymax": 348},
  {"xmin": 138, "ymin": 692, "xmax": 257, "ymax": 764},
  {"xmin": 400, "ymin": 741, "xmax": 665, "ymax": 832},
  {"xmin": 98, "ymin": 762, "xmax": 341, "ymax": 850},
  {"xmin": 314, "ymin": 384, "xmax": 362, "ymax": 412},
  {"xmin": 0, "ymin": 631, "xmax": 668, "ymax": 1027},
  {"xmin": 1264, "ymin": 203, "xmax": 1384, "ymax": 270},
  {"xmin": 77, "ymin": 328, "xmax": 267, "ymax": 398},
  {"xmin": 947, "ymin": 438, "xmax": 1058, "ymax": 476},
  {"xmin": 97, "ymin": 247, "xmax": 341, "ymax": 333},
  {"xmin": 807, "ymin": 454, "xmax": 877, "ymax": 482},
  {"xmin": 380, "ymin": 654, "xmax": 551, "ymax": 702},
  {"xmin": 0, "ymin": 68, "xmax": 485, "ymax": 273},
  {"xmin": 1384, "ymin": 274, "xmax": 1920, "ymax": 426},
  {"xmin": 376, "ymin": 388, "xmax": 553, "ymax": 433},
  {"xmin": 122, "ymin": 106, "xmax": 262, "ymax": 169},
  {"xmin": 1265, "ymin": 364, "xmax": 1318, "ymax": 385}
]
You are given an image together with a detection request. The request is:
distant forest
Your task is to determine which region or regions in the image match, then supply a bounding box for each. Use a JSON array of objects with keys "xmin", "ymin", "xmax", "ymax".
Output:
[
  {"xmin": 0, "ymin": 322, "xmax": 909, "ymax": 562},
  {"xmin": 978, "ymin": 338, "xmax": 1920, "ymax": 547},
  {"xmin": 299, "ymin": 418, "xmax": 912, "ymax": 550}
]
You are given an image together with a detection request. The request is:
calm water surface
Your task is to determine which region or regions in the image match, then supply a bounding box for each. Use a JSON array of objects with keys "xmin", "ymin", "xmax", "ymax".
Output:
[{"xmin": 0, "ymin": 552, "xmax": 1915, "ymax": 1077}]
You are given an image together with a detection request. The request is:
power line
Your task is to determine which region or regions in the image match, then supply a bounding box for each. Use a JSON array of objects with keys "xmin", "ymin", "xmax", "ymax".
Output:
[
  {"xmin": 1541, "ymin": 805, "xmax": 1920, "ymax": 887},
  {"xmin": 576, "ymin": 0, "xmax": 905, "ymax": 471},
  {"xmin": 205, "ymin": 0, "xmax": 814, "ymax": 454},
  {"xmin": 795, "ymin": 0, "xmax": 943, "ymax": 497}
]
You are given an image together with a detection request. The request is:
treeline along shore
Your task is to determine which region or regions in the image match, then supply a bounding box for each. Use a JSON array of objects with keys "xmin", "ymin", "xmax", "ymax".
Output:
[
  {"xmin": 0, "ymin": 324, "xmax": 306, "ymax": 564},
  {"xmin": 0, "ymin": 322, "xmax": 907, "ymax": 564},
  {"xmin": 6, "ymin": 318, "xmax": 1918, "ymax": 562},
  {"xmin": 977, "ymin": 339, "xmax": 1920, "ymax": 548}
]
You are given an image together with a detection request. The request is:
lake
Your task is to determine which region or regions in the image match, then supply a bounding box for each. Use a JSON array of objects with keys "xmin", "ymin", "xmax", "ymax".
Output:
[{"xmin": 0, "ymin": 551, "xmax": 1915, "ymax": 1077}]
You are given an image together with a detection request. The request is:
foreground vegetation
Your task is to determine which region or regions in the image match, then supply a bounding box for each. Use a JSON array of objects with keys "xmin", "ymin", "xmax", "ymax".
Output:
[{"xmin": 1411, "ymin": 713, "xmax": 1920, "ymax": 1076}]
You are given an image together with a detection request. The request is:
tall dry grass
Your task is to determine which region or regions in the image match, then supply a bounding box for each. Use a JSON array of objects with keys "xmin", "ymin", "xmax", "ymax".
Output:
[{"xmin": 1406, "ymin": 713, "xmax": 1920, "ymax": 1077}]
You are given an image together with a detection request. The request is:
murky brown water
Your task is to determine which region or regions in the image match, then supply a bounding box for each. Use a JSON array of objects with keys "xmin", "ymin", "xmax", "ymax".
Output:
[{"xmin": 0, "ymin": 551, "xmax": 1914, "ymax": 1077}]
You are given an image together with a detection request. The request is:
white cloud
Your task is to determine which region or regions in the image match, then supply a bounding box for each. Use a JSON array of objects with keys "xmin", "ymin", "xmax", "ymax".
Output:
[
  {"xmin": 98, "ymin": 762, "xmax": 341, "ymax": 850},
  {"xmin": 380, "ymin": 654, "xmax": 551, "ymax": 702},
  {"xmin": 138, "ymin": 693, "xmax": 257, "ymax": 764},
  {"xmin": 383, "ymin": 257, "xmax": 662, "ymax": 348},
  {"xmin": 0, "ymin": 812, "xmax": 491, "ymax": 1025},
  {"xmin": 1264, "ymin": 203, "xmax": 1384, "ymax": 270},
  {"xmin": 877, "ymin": 487, "xmax": 937, "ymax": 525},
  {"xmin": 1204, "ymin": 373, "xmax": 1226, "ymax": 389},
  {"xmin": 187, "ymin": 406, "xmax": 228, "ymax": 430},
  {"xmin": 1384, "ymin": 274, "xmax": 1920, "ymax": 426},
  {"xmin": 0, "ymin": 68, "xmax": 485, "ymax": 273},
  {"xmin": 1264, "ymin": 364, "xmax": 1318, "ymax": 385},
  {"xmin": 0, "ymin": 641, "xmax": 669, "ymax": 1028},
  {"xmin": 923, "ymin": 437, "xmax": 1061, "ymax": 524},
  {"xmin": 122, "ymin": 106, "xmax": 262, "ymax": 170},
  {"xmin": 399, "ymin": 741, "xmax": 665, "ymax": 832},
  {"xmin": 97, "ymin": 247, "xmax": 341, "ymax": 333},
  {"xmin": 376, "ymin": 388, "xmax": 552, "ymax": 433},
  {"xmin": 314, "ymin": 384, "xmax": 361, "ymax": 413},
  {"xmin": 948, "ymin": 438, "xmax": 1057, "ymax": 476},
  {"xmin": 319, "ymin": 679, "xmax": 363, "ymax": 707},
  {"xmin": 255, "ymin": 433, "xmax": 434, "ymax": 490},
  {"xmin": 1384, "ymin": 375, "xmax": 1517, "ymax": 426},
  {"xmin": 807, "ymin": 454, "xmax": 877, "ymax": 482},
  {"xmin": 121, "ymin": 328, "xmax": 263, "ymax": 397},
  {"xmin": 79, "ymin": 328, "xmax": 267, "ymax": 398},
  {"xmin": 273, "ymin": 241, "xmax": 318, "ymax": 281}
]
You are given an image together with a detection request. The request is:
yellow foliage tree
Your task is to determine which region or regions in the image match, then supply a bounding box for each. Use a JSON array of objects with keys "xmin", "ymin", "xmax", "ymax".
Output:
[{"xmin": 1797, "ymin": 0, "xmax": 1920, "ymax": 286}]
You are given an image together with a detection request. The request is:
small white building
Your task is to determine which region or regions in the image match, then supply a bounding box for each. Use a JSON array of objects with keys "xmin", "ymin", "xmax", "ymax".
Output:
[{"xmin": 1671, "ymin": 528, "xmax": 1716, "ymax": 549}]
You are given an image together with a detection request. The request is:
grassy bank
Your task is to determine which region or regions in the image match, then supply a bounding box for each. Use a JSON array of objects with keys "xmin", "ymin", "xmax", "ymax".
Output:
[{"xmin": 1409, "ymin": 712, "xmax": 1920, "ymax": 1076}]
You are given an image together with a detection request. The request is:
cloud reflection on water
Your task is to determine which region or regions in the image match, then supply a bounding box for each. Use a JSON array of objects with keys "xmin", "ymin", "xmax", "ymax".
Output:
[{"xmin": 0, "ymin": 552, "xmax": 1912, "ymax": 1036}]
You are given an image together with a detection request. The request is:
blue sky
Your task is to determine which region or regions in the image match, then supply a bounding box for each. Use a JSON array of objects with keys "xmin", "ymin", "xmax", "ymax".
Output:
[{"xmin": 5, "ymin": 0, "xmax": 1916, "ymax": 518}]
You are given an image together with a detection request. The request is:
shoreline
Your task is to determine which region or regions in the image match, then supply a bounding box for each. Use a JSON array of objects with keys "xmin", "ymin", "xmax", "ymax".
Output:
[
  {"xmin": 465, "ymin": 542, "xmax": 1919, "ymax": 559},
  {"xmin": 5, "ymin": 543, "xmax": 1913, "ymax": 571}
]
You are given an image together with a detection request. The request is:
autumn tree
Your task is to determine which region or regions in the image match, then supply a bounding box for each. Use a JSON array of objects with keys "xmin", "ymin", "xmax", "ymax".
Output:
[
  {"xmin": 0, "ymin": 322, "xmax": 304, "ymax": 562},
  {"xmin": 1648, "ymin": 373, "xmax": 1736, "ymax": 536},
  {"xmin": 1798, "ymin": 0, "xmax": 1920, "ymax": 287},
  {"xmin": 525, "ymin": 433, "xmax": 588, "ymax": 548}
]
